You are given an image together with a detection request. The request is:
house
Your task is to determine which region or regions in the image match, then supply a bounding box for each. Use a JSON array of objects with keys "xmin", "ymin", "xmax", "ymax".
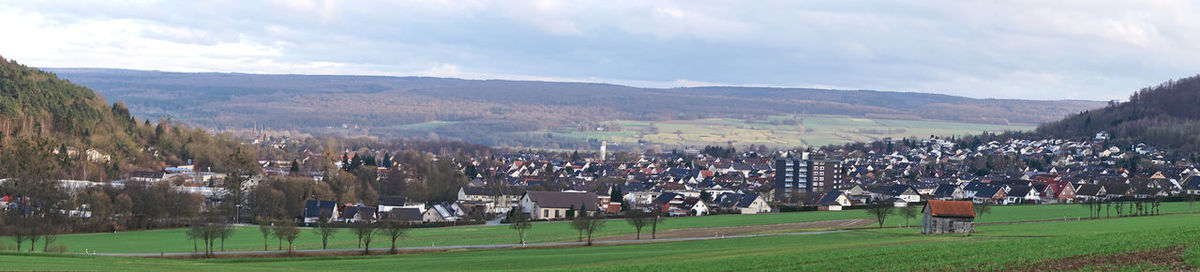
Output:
[
  {"xmin": 457, "ymin": 186, "xmax": 526, "ymax": 214},
  {"xmin": 1051, "ymin": 182, "xmax": 1077, "ymax": 203},
  {"xmin": 1182, "ymin": 175, "xmax": 1200, "ymax": 195},
  {"xmin": 340, "ymin": 204, "xmax": 377, "ymax": 223},
  {"xmin": 931, "ymin": 184, "xmax": 962, "ymax": 200},
  {"xmin": 973, "ymin": 186, "xmax": 1006, "ymax": 204},
  {"xmin": 652, "ymin": 192, "xmax": 689, "ymax": 216},
  {"xmin": 1075, "ymin": 184, "xmax": 1106, "ymax": 201},
  {"xmin": 379, "ymin": 207, "xmax": 423, "ymax": 224},
  {"xmin": 422, "ymin": 203, "xmax": 462, "ymax": 223},
  {"xmin": 520, "ymin": 191, "xmax": 600, "ymax": 220},
  {"xmin": 715, "ymin": 193, "xmax": 772, "ymax": 214},
  {"xmin": 921, "ymin": 200, "xmax": 975, "ymax": 234},
  {"xmin": 680, "ymin": 198, "xmax": 709, "ymax": 216},
  {"xmin": 302, "ymin": 200, "xmax": 339, "ymax": 224},
  {"xmin": 1003, "ymin": 185, "xmax": 1039, "ymax": 205},
  {"xmin": 378, "ymin": 196, "xmax": 424, "ymax": 214},
  {"xmin": 818, "ymin": 190, "xmax": 852, "ymax": 211},
  {"xmin": 874, "ymin": 184, "xmax": 920, "ymax": 203},
  {"xmin": 961, "ymin": 182, "xmax": 988, "ymax": 199}
]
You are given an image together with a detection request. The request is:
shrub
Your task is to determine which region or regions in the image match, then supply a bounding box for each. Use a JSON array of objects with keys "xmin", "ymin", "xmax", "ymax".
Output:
[{"xmin": 47, "ymin": 244, "xmax": 68, "ymax": 253}]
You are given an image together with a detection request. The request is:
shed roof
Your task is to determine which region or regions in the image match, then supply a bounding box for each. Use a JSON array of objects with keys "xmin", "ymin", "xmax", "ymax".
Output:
[{"xmin": 924, "ymin": 200, "xmax": 975, "ymax": 218}]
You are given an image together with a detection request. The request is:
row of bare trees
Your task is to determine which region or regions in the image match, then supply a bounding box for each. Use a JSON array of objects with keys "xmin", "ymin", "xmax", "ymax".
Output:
[
  {"xmin": 1082, "ymin": 198, "xmax": 1164, "ymax": 218},
  {"xmin": 507, "ymin": 203, "xmax": 669, "ymax": 247}
]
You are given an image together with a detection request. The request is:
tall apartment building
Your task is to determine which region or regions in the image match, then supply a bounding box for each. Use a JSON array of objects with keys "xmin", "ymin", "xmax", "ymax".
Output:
[{"xmin": 774, "ymin": 153, "xmax": 843, "ymax": 203}]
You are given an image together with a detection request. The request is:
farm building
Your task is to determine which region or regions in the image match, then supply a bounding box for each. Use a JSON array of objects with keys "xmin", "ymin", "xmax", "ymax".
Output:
[{"xmin": 922, "ymin": 200, "xmax": 975, "ymax": 234}]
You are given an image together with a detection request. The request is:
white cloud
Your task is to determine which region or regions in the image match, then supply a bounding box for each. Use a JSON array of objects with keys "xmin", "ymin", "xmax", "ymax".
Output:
[{"xmin": 2, "ymin": 1, "xmax": 1200, "ymax": 101}]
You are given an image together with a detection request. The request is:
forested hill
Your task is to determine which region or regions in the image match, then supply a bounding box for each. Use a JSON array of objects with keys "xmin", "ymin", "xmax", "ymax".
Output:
[
  {"xmin": 48, "ymin": 68, "xmax": 1104, "ymax": 148},
  {"xmin": 0, "ymin": 56, "xmax": 255, "ymax": 181},
  {"xmin": 1037, "ymin": 74, "xmax": 1200, "ymax": 154}
]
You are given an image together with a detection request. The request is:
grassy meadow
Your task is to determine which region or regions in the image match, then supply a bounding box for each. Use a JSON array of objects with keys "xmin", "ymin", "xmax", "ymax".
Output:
[
  {"xmin": 2, "ymin": 210, "xmax": 1199, "ymax": 271},
  {"xmin": 5, "ymin": 202, "xmax": 1197, "ymax": 255}
]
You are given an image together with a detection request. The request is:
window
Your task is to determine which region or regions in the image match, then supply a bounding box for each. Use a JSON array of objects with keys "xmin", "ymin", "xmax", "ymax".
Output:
[
  {"xmin": 555, "ymin": 210, "xmax": 561, "ymax": 218},
  {"xmin": 543, "ymin": 210, "xmax": 549, "ymax": 218}
]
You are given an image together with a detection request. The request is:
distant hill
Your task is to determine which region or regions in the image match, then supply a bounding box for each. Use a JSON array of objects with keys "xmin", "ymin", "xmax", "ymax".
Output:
[
  {"xmin": 48, "ymin": 68, "xmax": 1105, "ymax": 149},
  {"xmin": 0, "ymin": 57, "xmax": 254, "ymax": 181},
  {"xmin": 1038, "ymin": 74, "xmax": 1200, "ymax": 154}
]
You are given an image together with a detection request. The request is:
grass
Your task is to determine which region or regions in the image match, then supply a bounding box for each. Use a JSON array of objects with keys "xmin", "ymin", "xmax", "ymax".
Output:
[
  {"xmin": 12, "ymin": 202, "xmax": 1198, "ymax": 255},
  {"xmin": 2, "ymin": 211, "xmax": 1198, "ymax": 271},
  {"xmin": 530, "ymin": 114, "xmax": 1032, "ymax": 148}
]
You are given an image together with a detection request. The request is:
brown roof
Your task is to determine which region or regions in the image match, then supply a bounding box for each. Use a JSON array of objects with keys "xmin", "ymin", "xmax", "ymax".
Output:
[
  {"xmin": 924, "ymin": 200, "xmax": 975, "ymax": 218},
  {"xmin": 526, "ymin": 191, "xmax": 600, "ymax": 211}
]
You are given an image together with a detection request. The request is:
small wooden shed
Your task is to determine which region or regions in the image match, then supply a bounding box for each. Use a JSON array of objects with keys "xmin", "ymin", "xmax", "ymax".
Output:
[{"xmin": 922, "ymin": 200, "xmax": 975, "ymax": 234}]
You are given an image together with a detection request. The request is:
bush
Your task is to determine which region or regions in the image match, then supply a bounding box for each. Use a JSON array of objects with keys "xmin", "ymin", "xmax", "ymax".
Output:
[{"xmin": 47, "ymin": 244, "xmax": 68, "ymax": 253}]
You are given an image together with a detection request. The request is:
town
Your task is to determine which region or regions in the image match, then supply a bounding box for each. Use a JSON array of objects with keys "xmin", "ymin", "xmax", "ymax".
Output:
[{"xmin": 8, "ymin": 130, "xmax": 1192, "ymax": 233}]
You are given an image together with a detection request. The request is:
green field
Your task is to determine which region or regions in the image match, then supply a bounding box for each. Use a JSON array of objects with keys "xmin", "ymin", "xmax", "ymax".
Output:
[
  {"xmin": 534, "ymin": 115, "xmax": 1032, "ymax": 148},
  {"xmin": 3, "ymin": 211, "xmax": 1198, "ymax": 271},
  {"xmin": 6, "ymin": 202, "xmax": 1197, "ymax": 255}
]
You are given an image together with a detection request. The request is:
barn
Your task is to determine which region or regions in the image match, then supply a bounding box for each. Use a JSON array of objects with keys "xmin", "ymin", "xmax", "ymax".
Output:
[{"xmin": 921, "ymin": 200, "xmax": 975, "ymax": 234}]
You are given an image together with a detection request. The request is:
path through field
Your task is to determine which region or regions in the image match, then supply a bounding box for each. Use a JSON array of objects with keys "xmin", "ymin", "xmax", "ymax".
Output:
[
  {"xmin": 93, "ymin": 229, "xmax": 850, "ymax": 257},
  {"xmin": 598, "ymin": 218, "xmax": 871, "ymax": 241}
]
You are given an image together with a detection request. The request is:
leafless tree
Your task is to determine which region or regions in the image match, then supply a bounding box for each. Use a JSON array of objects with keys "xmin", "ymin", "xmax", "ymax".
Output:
[
  {"xmin": 510, "ymin": 204, "xmax": 532, "ymax": 245},
  {"xmin": 624, "ymin": 210, "xmax": 650, "ymax": 240},
  {"xmin": 350, "ymin": 221, "xmax": 377, "ymax": 255},
  {"xmin": 312, "ymin": 212, "xmax": 338, "ymax": 249},
  {"xmin": 377, "ymin": 220, "xmax": 409, "ymax": 254},
  {"xmin": 274, "ymin": 222, "xmax": 300, "ymax": 254},
  {"xmin": 649, "ymin": 208, "xmax": 667, "ymax": 239},
  {"xmin": 865, "ymin": 198, "xmax": 894, "ymax": 228}
]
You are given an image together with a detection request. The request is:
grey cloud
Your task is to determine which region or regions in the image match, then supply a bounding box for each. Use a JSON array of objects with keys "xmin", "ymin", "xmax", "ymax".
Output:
[{"xmin": 2, "ymin": 1, "xmax": 1199, "ymax": 100}]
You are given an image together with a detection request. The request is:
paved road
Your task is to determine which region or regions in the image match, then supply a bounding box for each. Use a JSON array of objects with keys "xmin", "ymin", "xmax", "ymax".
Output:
[{"xmin": 93, "ymin": 229, "xmax": 847, "ymax": 257}]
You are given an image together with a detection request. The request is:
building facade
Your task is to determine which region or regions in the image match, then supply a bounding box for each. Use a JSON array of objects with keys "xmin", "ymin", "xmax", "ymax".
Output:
[{"xmin": 774, "ymin": 153, "xmax": 843, "ymax": 203}]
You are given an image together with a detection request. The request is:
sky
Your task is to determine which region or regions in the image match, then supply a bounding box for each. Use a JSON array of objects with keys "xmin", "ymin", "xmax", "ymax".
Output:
[{"xmin": 2, "ymin": 1, "xmax": 1199, "ymax": 101}]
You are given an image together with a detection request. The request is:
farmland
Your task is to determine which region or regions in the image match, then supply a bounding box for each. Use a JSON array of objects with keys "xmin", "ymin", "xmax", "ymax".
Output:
[
  {"xmin": 11, "ymin": 202, "xmax": 1198, "ymax": 255},
  {"xmin": 2, "ymin": 211, "xmax": 1199, "ymax": 271},
  {"xmin": 529, "ymin": 115, "xmax": 1033, "ymax": 149}
]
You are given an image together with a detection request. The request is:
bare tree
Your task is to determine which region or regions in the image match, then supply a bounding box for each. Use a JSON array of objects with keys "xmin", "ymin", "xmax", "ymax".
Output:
[
  {"xmin": 3, "ymin": 213, "xmax": 29, "ymax": 253},
  {"xmin": 1153, "ymin": 196, "xmax": 1163, "ymax": 215},
  {"xmin": 510, "ymin": 204, "xmax": 532, "ymax": 245},
  {"xmin": 1189, "ymin": 194, "xmax": 1196, "ymax": 212},
  {"xmin": 185, "ymin": 214, "xmax": 229, "ymax": 257},
  {"xmin": 312, "ymin": 212, "xmax": 338, "ymax": 250},
  {"xmin": 26, "ymin": 220, "xmax": 42, "ymax": 252},
  {"xmin": 216, "ymin": 223, "xmax": 233, "ymax": 252},
  {"xmin": 274, "ymin": 222, "xmax": 300, "ymax": 253},
  {"xmin": 865, "ymin": 198, "xmax": 894, "ymax": 228},
  {"xmin": 582, "ymin": 208, "xmax": 606, "ymax": 246},
  {"xmin": 257, "ymin": 217, "xmax": 273, "ymax": 250},
  {"xmin": 377, "ymin": 220, "xmax": 409, "ymax": 254},
  {"xmin": 569, "ymin": 206, "xmax": 588, "ymax": 242},
  {"xmin": 649, "ymin": 208, "xmax": 666, "ymax": 239},
  {"xmin": 899, "ymin": 205, "xmax": 919, "ymax": 228},
  {"xmin": 973, "ymin": 202, "xmax": 992, "ymax": 221},
  {"xmin": 350, "ymin": 221, "xmax": 377, "ymax": 255},
  {"xmin": 624, "ymin": 210, "xmax": 650, "ymax": 240}
]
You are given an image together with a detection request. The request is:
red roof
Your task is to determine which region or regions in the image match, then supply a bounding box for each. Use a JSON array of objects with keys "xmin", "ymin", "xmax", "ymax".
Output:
[{"xmin": 924, "ymin": 200, "xmax": 975, "ymax": 218}]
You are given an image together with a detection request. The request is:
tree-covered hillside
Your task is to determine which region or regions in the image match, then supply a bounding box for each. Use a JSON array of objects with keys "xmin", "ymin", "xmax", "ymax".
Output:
[
  {"xmin": 1037, "ymin": 74, "xmax": 1200, "ymax": 155},
  {"xmin": 50, "ymin": 68, "xmax": 1104, "ymax": 149},
  {"xmin": 0, "ymin": 56, "xmax": 255, "ymax": 181}
]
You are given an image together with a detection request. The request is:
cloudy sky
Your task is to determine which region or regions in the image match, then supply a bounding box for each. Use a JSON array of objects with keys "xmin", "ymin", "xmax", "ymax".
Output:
[{"xmin": 1, "ymin": 1, "xmax": 1198, "ymax": 100}]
